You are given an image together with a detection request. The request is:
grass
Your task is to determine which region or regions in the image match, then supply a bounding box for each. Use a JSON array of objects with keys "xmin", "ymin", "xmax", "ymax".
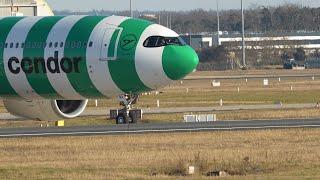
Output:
[
  {"xmin": 84, "ymin": 77, "xmax": 320, "ymax": 108},
  {"xmin": 0, "ymin": 71, "xmax": 320, "ymax": 178},
  {"xmin": 0, "ymin": 129, "xmax": 319, "ymax": 179},
  {"xmin": 189, "ymin": 69, "xmax": 320, "ymax": 77},
  {"xmin": 1, "ymin": 75, "xmax": 320, "ymax": 111},
  {"xmin": 139, "ymin": 90, "xmax": 320, "ymax": 108},
  {"xmin": 142, "ymin": 108, "xmax": 320, "ymax": 123}
]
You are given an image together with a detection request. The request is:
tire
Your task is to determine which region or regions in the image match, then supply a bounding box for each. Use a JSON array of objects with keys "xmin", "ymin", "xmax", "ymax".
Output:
[
  {"xmin": 116, "ymin": 113, "xmax": 127, "ymax": 124},
  {"xmin": 129, "ymin": 111, "xmax": 138, "ymax": 124}
]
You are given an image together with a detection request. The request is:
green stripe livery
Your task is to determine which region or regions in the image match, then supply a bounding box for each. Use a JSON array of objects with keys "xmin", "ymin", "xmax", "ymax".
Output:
[
  {"xmin": 108, "ymin": 18, "xmax": 153, "ymax": 93},
  {"xmin": 0, "ymin": 17, "xmax": 24, "ymax": 97},
  {"xmin": 64, "ymin": 16, "xmax": 106, "ymax": 98},
  {"xmin": 23, "ymin": 16, "xmax": 64, "ymax": 98}
]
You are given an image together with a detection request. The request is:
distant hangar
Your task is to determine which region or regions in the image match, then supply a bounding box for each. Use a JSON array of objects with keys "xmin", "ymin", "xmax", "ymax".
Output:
[
  {"xmin": 0, "ymin": 0, "xmax": 53, "ymax": 16},
  {"xmin": 181, "ymin": 32, "xmax": 320, "ymax": 51}
]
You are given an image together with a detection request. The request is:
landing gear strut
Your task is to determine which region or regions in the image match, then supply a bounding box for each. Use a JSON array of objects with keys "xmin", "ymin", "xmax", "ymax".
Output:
[{"xmin": 114, "ymin": 94, "xmax": 140, "ymax": 124}]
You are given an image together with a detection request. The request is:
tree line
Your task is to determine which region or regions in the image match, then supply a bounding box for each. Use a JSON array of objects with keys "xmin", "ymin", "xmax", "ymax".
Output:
[
  {"xmin": 55, "ymin": 4, "xmax": 320, "ymax": 34},
  {"xmin": 54, "ymin": 4, "xmax": 320, "ymax": 70}
]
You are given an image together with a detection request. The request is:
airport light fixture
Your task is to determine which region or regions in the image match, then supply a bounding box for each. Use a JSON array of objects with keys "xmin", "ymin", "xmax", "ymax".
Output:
[
  {"xmin": 216, "ymin": 0, "xmax": 220, "ymax": 45},
  {"xmin": 169, "ymin": 13, "xmax": 172, "ymax": 29},
  {"xmin": 216, "ymin": 0, "xmax": 220, "ymax": 33},
  {"xmin": 158, "ymin": 13, "xmax": 161, "ymax": 25},
  {"xmin": 130, "ymin": 0, "xmax": 133, "ymax": 17},
  {"xmin": 241, "ymin": 0, "xmax": 246, "ymax": 68}
]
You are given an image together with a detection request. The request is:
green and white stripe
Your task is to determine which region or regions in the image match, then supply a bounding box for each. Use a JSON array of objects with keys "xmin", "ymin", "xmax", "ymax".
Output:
[
  {"xmin": 107, "ymin": 18, "xmax": 153, "ymax": 93},
  {"xmin": 64, "ymin": 16, "xmax": 109, "ymax": 98},
  {"xmin": 44, "ymin": 15, "xmax": 86, "ymax": 100},
  {"xmin": 86, "ymin": 16, "xmax": 129, "ymax": 97},
  {"xmin": 0, "ymin": 17, "xmax": 23, "ymax": 98},
  {"xmin": 24, "ymin": 16, "xmax": 64, "ymax": 99},
  {"xmin": 3, "ymin": 16, "xmax": 43, "ymax": 99}
]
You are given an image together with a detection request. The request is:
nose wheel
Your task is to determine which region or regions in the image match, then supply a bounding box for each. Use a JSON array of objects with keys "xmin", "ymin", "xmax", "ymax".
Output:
[
  {"xmin": 116, "ymin": 114, "xmax": 128, "ymax": 124},
  {"xmin": 114, "ymin": 94, "xmax": 140, "ymax": 124}
]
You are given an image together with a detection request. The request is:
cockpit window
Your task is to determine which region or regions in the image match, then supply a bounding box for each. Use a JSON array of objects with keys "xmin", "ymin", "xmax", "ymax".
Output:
[{"xmin": 143, "ymin": 36, "xmax": 187, "ymax": 48}]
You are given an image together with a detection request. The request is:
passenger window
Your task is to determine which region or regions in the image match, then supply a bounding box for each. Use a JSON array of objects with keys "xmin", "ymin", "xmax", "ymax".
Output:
[
  {"xmin": 21, "ymin": 43, "xmax": 25, "ymax": 48},
  {"xmin": 49, "ymin": 42, "xmax": 52, "ymax": 48},
  {"xmin": 32, "ymin": 42, "xmax": 37, "ymax": 49},
  {"xmin": 89, "ymin": 41, "xmax": 93, "ymax": 47},
  {"xmin": 25, "ymin": 42, "xmax": 31, "ymax": 48},
  {"xmin": 15, "ymin": 43, "xmax": 19, "ymax": 48},
  {"xmin": 54, "ymin": 42, "xmax": 58, "ymax": 48},
  {"xmin": 71, "ymin": 41, "xmax": 76, "ymax": 49},
  {"xmin": 65, "ymin": 41, "xmax": 70, "ymax": 48},
  {"xmin": 77, "ymin": 41, "xmax": 81, "ymax": 48},
  {"xmin": 5, "ymin": 43, "xmax": 8, "ymax": 48},
  {"xmin": 10, "ymin": 43, "xmax": 13, "ymax": 48},
  {"xmin": 36, "ymin": 42, "xmax": 41, "ymax": 49},
  {"xmin": 60, "ymin": 42, "xmax": 64, "ymax": 48}
]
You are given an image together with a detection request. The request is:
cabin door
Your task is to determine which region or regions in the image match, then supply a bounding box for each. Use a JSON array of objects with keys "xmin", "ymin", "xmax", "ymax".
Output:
[{"xmin": 99, "ymin": 25, "xmax": 123, "ymax": 61}]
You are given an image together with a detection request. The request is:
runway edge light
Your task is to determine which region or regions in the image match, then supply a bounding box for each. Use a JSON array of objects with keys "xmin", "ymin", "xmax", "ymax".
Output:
[{"xmin": 55, "ymin": 120, "xmax": 65, "ymax": 127}]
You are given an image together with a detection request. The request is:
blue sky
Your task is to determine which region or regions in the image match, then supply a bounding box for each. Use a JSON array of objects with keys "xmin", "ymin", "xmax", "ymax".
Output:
[{"xmin": 47, "ymin": 0, "xmax": 320, "ymax": 11}]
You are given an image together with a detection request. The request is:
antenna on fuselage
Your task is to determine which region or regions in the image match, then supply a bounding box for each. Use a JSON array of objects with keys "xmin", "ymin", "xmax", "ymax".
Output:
[{"xmin": 10, "ymin": 0, "xmax": 13, "ymax": 16}]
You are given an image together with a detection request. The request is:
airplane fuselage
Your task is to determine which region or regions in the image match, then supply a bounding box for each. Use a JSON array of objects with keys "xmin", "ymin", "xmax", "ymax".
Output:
[{"xmin": 0, "ymin": 15, "xmax": 199, "ymax": 100}]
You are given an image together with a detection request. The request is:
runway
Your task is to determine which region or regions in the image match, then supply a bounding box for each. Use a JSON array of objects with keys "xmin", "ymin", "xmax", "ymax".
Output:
[
  {"xmin": 0, "ymin": 103, "xmax": 316, "ymax": 120},
  {"xmin": 0, "ymin": 118, "xmax": 319, "ymax": 138}
]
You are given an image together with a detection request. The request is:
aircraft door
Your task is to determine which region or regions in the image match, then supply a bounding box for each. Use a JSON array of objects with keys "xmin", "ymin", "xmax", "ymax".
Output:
[{"xmin": 99, "ymin": 25, "xmax": 123, "ymax": 61}]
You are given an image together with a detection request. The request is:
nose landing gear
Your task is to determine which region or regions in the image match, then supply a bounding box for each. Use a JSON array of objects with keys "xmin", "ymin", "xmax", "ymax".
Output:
[{"xmin": 113, "ymin": 94, "xmax": 141, "ymax": 124}]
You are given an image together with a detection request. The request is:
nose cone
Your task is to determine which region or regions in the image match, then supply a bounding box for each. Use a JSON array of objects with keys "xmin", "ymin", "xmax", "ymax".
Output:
[{"xmin": 162, "ymin": 45, "xmax": 199, "ymax": 80}]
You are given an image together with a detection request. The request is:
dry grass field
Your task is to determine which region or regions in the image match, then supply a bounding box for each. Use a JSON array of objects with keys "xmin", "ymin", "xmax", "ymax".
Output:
[
  {"xmin": 82, "ymin": 77, "xmax": 320, "ymax": 110},
  {"xmin": 0, "ymin": 129, "xmax": 319, "ymax": 179},
  {"xmin": 0, "ymin": 70, "xmax": 320, "ymax": 179},
  {"xmin": 189, "ymin": 69, "xmax": 320, "ymax": 77},
  {"xmin": 141, "ymin": 108, "xmax": 320, "ymax": 123}
]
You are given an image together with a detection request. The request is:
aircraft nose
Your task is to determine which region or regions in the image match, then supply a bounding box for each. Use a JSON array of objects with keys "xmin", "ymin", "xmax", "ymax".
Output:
[{"xmin": 162, "ymin": 45, "xmax": 199, "ymax": 80}]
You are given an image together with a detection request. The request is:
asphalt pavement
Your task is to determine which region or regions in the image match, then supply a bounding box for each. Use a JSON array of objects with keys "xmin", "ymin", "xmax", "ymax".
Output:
[
  {"xmin": 0, "ymin": 103, "xmax": 316, "ymax": 120},
  {"xmin": 0, "ymin": 118, "xmax": 319, "ymax": 138}
]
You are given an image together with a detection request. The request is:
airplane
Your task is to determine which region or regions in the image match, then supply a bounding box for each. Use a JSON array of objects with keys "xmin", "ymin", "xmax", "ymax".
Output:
[{"xmin": 0, "ymin": 15, "xmax": 199, "ymax": 124}]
